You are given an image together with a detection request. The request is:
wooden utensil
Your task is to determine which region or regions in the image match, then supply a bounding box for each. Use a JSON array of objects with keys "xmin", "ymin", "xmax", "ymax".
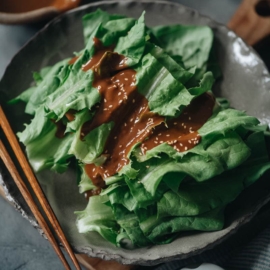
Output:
[
  {"xmin": 0, "ymin": 106, "xmax": 81, "ymax": 270},
  {"xmin": 228, "ymin": 0, "xmax": 270, "ymax": 45}
]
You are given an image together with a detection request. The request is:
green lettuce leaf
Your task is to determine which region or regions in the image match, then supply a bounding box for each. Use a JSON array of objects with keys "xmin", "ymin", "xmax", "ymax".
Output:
[
  {"xmin": 69, "ymin": 122, "xmax": 114, "ymax": 164},
  {"xmin": 151, "ymin": 24, "xmax": 213, "ymax": 69},
  {"xmin": 17, "ymin": 106, "xmax": 74, "ymax": 173},
  {"xmin": 76, "ymin": 195, "xmax": 119, "ymax": 245}
]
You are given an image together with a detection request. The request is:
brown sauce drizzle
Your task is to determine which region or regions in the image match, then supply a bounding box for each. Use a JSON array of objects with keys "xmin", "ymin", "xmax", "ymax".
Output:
[
  {"xmin": 62, "ymin": 37, "xmax": 215, "ymax": 189},
  {"xmin": 52, "ymin": 119, "xmax": 66, "ymax": 139},
  {"xmin": 68, "ymin": 55, "xmax": 80, "ymax": 65},
  {"xmin": 85, "ymin": 188, "xmax": 102, "ymax": 200},
  {"xmin": 141, "ymin": 94, "xmax": 214, "ymax": 153},
  {"xmin": 65, "ymin": 109, "xmax": 76, "ymax": 122},
  {"xmin": 80, "ymin": 38, "xmax": 215, "ymax": 187}
]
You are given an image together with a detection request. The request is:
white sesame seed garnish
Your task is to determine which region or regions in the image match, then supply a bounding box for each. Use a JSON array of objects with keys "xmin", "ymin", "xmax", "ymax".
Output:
[
  {"xmin": 124, "ymin": 78, "xmax": 128, "ymax": 81},
  {"xmin": 185, "ymin": 147, "xmax": 188, "ymax": 151},
  {"xmin": 188, "ymin": 140, "xmax": 191, "ymax": 144},
  {"xmin": 166, "ymin": 134, "xmax": 170, "ymax": 137},
  {"xmin": 174, "ymin": 122, "xmax": 177, "ymax": 125},
  {"xmin": 109, "ymin": 105, "xmax": 113, "ymax": 108},
  {"xmin": 184, "ymin": 126, "xmax": 187, "ymax": 129},
  {"xmin": 189, "ymin": 117, "xmax": 191, "ymax": 120},
  {"xmin": 181, "ymin": 123, "xmax": 184, "ymax": 126},
  {"xmin": 154, "ymin": 141, "xmax": 158, "ymax": 144},
  {"xmin": 180, "ymin": 143, "xmax": 183, "ymax": 146},
  {"xmin": 114, "ymin": 136, "xmax": 117, "ymax": 139},
  {"xmin": 119, "ymin": 145, "xmax": 122, "ymax": 148},
  {"xmin": 92, "ymin": 168, "xmax": 95, "ymax": 172},
  {"xmin": 158, "ymin": 133, "xmax": 162, "ymax": 136},
  {"xmin": 130, "ymin": 118, "xmax": 133, "ymax": 122},
  {"xmin": 103, "ymin": 108, "xmax": 108, "ymax": 111},
  {"xmin": 160, "ymin": 141, "xmax": 163, "ymax": 143},
  {"xmin": 104, "ymin": 99, "xmax": 107, "ymax": 103},
  {"xmin": 132, "ymin": 99, "xmax": 135, "ymax": 103},
  {"xmin": 118, "ymin": 92, "xmax": 121, "ymax": 96},
  {"xmin": 124, "ymin": 123, "xmax": 127, "ymax": 126}
]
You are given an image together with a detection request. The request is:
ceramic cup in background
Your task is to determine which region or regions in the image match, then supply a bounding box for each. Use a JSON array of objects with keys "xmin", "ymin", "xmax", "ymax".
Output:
[{"xmin": 0, "ymin": 0, "xmax": 81, "ymax": 24}]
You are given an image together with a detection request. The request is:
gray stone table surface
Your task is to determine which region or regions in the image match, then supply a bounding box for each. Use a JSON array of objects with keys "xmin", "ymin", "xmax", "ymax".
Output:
[{"xmin": 0, "ymin": 1, "xmax": 241, "ymax": 269}]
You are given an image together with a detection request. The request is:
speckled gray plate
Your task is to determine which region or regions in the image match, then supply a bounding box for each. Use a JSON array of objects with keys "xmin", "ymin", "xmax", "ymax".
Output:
[{"xmin": 1, "ymin": 0, "xmax": 270, "ymax": 266}]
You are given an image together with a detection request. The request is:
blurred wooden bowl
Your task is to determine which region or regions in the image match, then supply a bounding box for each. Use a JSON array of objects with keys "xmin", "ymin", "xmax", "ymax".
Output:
[{"xmin": 0, "ymin": 0, "xmax": 81, "ymax": 24}]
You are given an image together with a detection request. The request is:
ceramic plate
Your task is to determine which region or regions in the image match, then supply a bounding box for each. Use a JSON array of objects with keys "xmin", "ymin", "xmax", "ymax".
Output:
[{"xmin": 1, "ymin": 0, "xmax": 270, "ymax": 266}]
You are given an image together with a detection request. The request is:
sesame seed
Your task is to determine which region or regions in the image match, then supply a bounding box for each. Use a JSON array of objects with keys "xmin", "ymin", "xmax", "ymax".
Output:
[
  {"xmin": 181, "ymin": 123, "xmax": 184, "ymax": 126},
  {"xmin": 189, "ymin": 117, "xmax": 191, "ymax": 120},
  {"xmin": 125, "ymin": 78, "xmax": 128, "ymax": 81},
  {"xmin": 119, "ymin": 145, "xmax": 122, "ymax": 148},
  {"xmin": 132, "ymin": 99, "xmax": 135, "ymax": 103},
  {"xmin": 114, "ymin": 136, "xmax": 117, "ymax": 139},
  {"xmin": 184, "ymin": 126, "xmax": 187, "ymax": 129},
  {"xmin": 185, "ymin": 147, "xmax": 188, "ymax": 151},
  {"xmin": 174, "ymin": 140, "xmax": 177, "ymax": 143},
  {"xmin": 166, "ymin": 134, "xmax": 170, "ymax": 137},
  {"xmin": 109, "ymin": 105, "xmax": 113, "ymax": 108},
  {"xmin": 180, "ymin": 143, "xmax": 183, "ymax": 146},
  {"xmin": 92, "ymin": 168, "xmax": 95, "ymax": 172},
  {"xmin": 130, "ymin": 118, "xmax": 133, "ymax": 122},
  {"xmin": 124, "ymin": 123, "xmax": 127, "ymax": 126},
  {"xmin": 174, "ymin": 122, "xmax": 177, "ymax": 125},
  {"xmin": 188, "ymin": 140, "xmax": 191, "ymax": 144},
  {"xmin": 119, "ymin": 100, "xmax": 123, "ymax": 104},
  {"xmin": 104, "ymin": 99, "xmax": 107, "ymax": 103},
  {"xmin": 103, "ymin": 108, "xmax": 108, "ymax": 111},
  {"xmin": 158, "ymin": 133, "xmax": 162, "ymax": 136},
  {"xmin": 160, "ymin": 141, "xmax": 164, "ymax": 143},
  {"xmin": 154, "ymin": 141, "xmax": 158, "ymax": 144}
]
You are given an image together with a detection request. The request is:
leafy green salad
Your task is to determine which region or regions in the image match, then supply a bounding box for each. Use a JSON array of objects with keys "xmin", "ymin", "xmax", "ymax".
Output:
[{"xmin": 11, "ymin": 10, "xmax": 270, "ymax": 248}]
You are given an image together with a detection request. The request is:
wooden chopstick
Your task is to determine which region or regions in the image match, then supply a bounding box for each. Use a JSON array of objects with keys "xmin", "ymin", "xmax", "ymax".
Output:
[
  {"xmin": 0, "ymin": 106, "xmax": 81, "ymax": 270},
  {"xmin": 0, "ymin": 141, "xmax": 71, "ymax": 270}
]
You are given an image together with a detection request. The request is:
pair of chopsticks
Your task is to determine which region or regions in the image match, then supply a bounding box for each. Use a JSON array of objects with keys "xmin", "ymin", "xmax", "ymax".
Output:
[{"xmin": 0, "ymin": 106, "xmax": 81, "ymax": 270}]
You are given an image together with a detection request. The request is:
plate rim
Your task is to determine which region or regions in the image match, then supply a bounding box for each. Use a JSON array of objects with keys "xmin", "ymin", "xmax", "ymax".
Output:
[{"xmin": 1, "ymin": 0, "xmax": 270, "ymax": 266}]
